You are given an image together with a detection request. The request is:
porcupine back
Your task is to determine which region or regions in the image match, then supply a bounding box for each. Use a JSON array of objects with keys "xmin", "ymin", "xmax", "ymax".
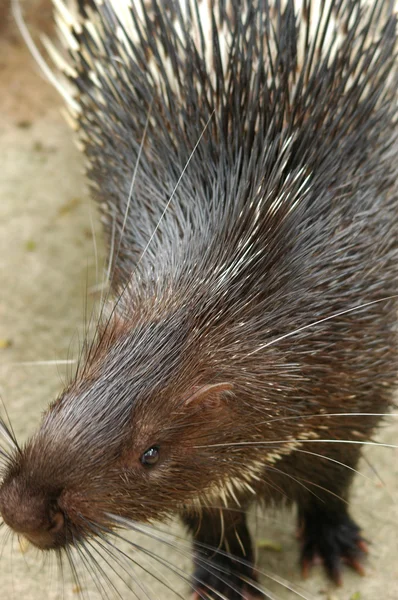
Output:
[{"xmin": 51, "ymin": 0, "xmax": 398, "ymax": 405}]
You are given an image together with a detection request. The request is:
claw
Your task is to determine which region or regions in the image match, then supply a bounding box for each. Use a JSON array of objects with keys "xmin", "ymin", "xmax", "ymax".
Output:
[
  {"xmin": 334, "ymin": 574, "xmax": 343, "ymax": 587},
  {"xmin": 301, "ymin": 558, "xmax": 311, "ymax": 580},
  {"xmin": 301, "ymin": 553, "xmax": 330, "ymax": 580},
  {"xmin": 357, "ymin": 539, "xmax": 369, "ymax": 554},
  {"xmin": 298, "ymin": 510, "xmax": 368, "ymax": 585},
  {"xmin": 346, "ymin": 557, "xmax": 366, "ymax": 577},
  {"xmin": 296, "ymin": 520, "xmax": 305, "ymax": 540},
  {"xmin": 244, "ymin": 591, "xmax": 264, "ymax": 600},
  {"xmin": 192, "ymin": 592, "xmax": 212, "ymax": 600}
]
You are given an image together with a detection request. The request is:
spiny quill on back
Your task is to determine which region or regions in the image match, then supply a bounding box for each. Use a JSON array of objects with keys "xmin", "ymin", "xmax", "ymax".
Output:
[{"xmin": 2, "ymin": 0, "xmax": 398, "ymax": 599}]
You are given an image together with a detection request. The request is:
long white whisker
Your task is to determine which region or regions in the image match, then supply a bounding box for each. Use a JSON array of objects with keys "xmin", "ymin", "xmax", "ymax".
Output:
[
  {"xmin": 0, "ymin": 401, "xmax": 19, "ymax": 453},
  {"xmin": 194, "ymin": 439, "xmax": 398, "ymax": 449},
  {"xmin": 105, "ymin": 207, "xmax": 117, "ymax": 290},
  {"xmin": 121, "ymin": 103, "xmax": 153, "ymax": 245},
  {"xmin": 89, "ymin": 538, "xmax": 154, "ymax": 600},
  {"xmin": 286, "ymin": 448, "xmax": 375, "ymax": 483},
  {"xmin": 247, "ymin": 295, "xmax": 398, "ymax": 355},
  {"xmin": 137, "ymin": 110, "xmax": 215, "ymax": 265},
  {"xmin": 259, "ymin": 412, "xmax": 398, "ymax": 427},
  {"xmin": 88, "ymin": 201, "xmax": 99, "ymax": 289},
  {"xmin": 55, "ymin": 550, "xmax": 66, "ymax": 600},
  {"xmin": 76, "ymin": 543, "xmax": 111, "ymax": 600},
  {"xmin": 104, "ymin": 99, "xmax": 154, "ymax": 298},
  {"xmin": 64, "ymin": 545, "xmax": 87, "ymax": 600}
]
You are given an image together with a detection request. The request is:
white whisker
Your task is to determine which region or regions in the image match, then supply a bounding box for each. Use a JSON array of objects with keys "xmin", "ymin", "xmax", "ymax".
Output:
[
  {"xmin": 88, "ymin": 200, "xmax": 99, "ymax": 289},
  {"xmin": 106, "ymin": 100, "xmax": 154, "ymax": 294},
  {"xmin": 247, "ymin": 295, "xmax": 398, "ymax": 355},
  {"xmin": 194, "ymin": 439, "xmax": 398, "ymax": 449},
  {"xmin": 137, "ymin": 110, "xmax": 215, "ymax": 265},
  {"xmin": 104, "ymin": 207, "xmax": 117, "ymax": 291}
]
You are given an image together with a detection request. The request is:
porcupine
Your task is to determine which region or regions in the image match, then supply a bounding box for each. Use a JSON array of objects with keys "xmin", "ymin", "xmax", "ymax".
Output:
[{"xmin": 1, "ymin": 0, "xmax": 398, "ymax": 599}]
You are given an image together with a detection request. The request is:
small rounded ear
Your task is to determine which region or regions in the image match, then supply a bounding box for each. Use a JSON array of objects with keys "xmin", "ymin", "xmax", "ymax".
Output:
[{"xmin": 184, "ymin": 383, "xmax": 234, "ymax": 407}]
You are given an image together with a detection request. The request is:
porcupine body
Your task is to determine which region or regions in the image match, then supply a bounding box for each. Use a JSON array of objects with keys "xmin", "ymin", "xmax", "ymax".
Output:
[{"xmin": 0, "ymin": 1, "xmax": 397, "ymax": 599}]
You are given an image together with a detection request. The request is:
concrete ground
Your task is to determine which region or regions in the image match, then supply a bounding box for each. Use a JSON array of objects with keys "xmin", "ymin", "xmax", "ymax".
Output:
[{"xmin": 0, "ymin": 2, "xmax": 397, "ymax": 599}]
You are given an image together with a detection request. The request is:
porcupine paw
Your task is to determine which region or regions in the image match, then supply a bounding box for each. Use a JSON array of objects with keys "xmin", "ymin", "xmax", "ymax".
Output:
[
  {"xmin": 298, "ymin": 509, "xmax": 368, "ymax": 585},
  {"xmin": 191, "ymin": 554, "xmax": 264, "ymax": 600}
]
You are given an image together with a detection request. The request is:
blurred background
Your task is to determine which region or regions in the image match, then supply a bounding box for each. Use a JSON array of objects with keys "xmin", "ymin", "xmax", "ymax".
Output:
[{"xmin": 0, "ymin": 1, "xmax": 397, "ymax": 598}]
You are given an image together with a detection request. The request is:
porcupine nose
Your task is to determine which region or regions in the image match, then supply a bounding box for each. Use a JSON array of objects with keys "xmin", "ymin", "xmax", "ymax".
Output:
[{"xmin": 0, "ymin": 477, "xmax": 65, "ymax": 549}]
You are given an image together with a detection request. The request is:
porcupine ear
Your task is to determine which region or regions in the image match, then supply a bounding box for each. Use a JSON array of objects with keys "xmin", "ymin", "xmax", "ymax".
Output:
[{"xmin": 184, "ymin": 383, "xmax": 234, "ymax": 409}]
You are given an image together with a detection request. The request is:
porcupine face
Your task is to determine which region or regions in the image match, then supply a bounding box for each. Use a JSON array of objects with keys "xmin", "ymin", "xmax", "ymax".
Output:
[{"xmin": 0, "ymin": 313, "xmax": 238, "ymax": 550}]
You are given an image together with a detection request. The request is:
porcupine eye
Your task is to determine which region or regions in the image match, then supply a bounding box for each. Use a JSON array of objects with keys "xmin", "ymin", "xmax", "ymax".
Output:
[{"xmin": 140, "ymin": 446, "xmax": 160, "ymax": 467}]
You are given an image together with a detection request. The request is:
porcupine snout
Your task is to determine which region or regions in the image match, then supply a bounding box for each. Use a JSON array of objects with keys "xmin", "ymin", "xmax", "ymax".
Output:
[{"xmin": 0, "ymin": 475, "xmax": 65, "ymax": 549}]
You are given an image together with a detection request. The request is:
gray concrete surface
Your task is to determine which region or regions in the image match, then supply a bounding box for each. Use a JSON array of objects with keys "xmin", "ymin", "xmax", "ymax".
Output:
[{"xmin": 0, "ymin": 3, "xmax": 397, "ymax": 599}]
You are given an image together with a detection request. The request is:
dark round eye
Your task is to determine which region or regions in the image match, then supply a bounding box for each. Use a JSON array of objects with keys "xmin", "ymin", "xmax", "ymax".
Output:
[{"xmin": 140, "ymin": 446, "xmax": 160, "ymax": 467}]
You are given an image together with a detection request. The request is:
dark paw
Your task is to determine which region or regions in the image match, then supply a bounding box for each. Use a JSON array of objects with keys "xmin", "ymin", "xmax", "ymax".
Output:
[
  {"xmin": 191, "ymin": 554, "xmax": 264, "ymax": 600},
  {"xmin": 298, "ymin": 509, "xmax": 368, "ymax": 585}
]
